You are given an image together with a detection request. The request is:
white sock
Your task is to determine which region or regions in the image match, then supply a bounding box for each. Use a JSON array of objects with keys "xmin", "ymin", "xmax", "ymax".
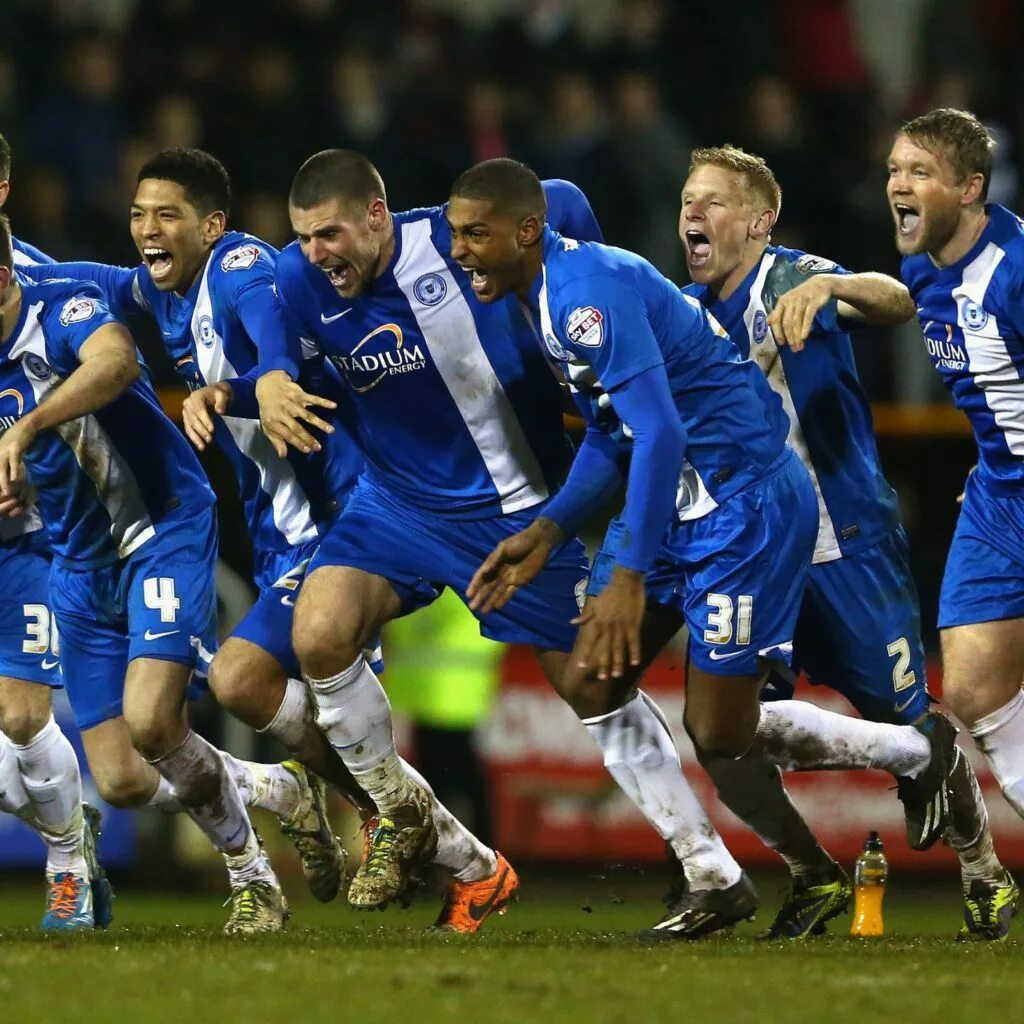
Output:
[
  {"xmin": 221, "ymin": 752, "xmax": 302, "ymax": 819},
  {"xmin": 150, "ymin": 731, "xmax": 273, "ymax": 884},
  {"xmin": 969, "ymin": 690, "xmax": 1024, "ymax": 818},
  {"xmin": 306, "ymin": 657, "xmax": 417, "ymax": 815},
  {"xmin": 754, "ymin": 700, "xmax": 931, "ymax": 777},
  {"xmin": 584, "ymin": 692, "xmax": 742, "ymax": 891},
  {"xmin": 146, "ymin": 773, "xmax": 182, "ymax": 813},
  {"xmin": 12, "ymin": 717, "xmax": 86, "ymax": 876},
  {"xmin": 400, "ymin": 757, "xmax": 497, "ymax": 882},
  {"xmin": 0, "ymin": 732, "xmax": 31, "ymax": 818},
  {"xmin": 258, "ymin": 678, "xmax": 316, "ymax": 750}
]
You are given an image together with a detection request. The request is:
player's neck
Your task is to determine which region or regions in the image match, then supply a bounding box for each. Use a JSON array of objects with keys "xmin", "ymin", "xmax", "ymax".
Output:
[
  {"xmin": 373, "ymin": 215, "xmax": 396, "ymax": 280},
  {"xmin": 175, "ymin": 250, "xmax": 213, "ymax": 297},
  {"xmin": 708, "ymin": 244, "xmax": 766, "ymax": 303},
  {"xmin": 929, "ymin": 205, "xmax": 989, "ymax": 269},
  {"xmin": 0, "ymin": 279, "xmax": 21, "ymax": 344},
  {"xmin": 515, "ymin": 245, "xmax": 544, "ymax": 301}
]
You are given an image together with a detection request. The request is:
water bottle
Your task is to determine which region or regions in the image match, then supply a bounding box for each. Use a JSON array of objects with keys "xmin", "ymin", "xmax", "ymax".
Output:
[{"xmin": 850, "ymin": 831, "xmax": 888, "ymax": 937}]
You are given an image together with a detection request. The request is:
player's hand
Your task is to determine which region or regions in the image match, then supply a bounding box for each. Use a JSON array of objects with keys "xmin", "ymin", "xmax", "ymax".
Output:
[
  {"xmin": 256, "ymin": 370, "xmax": 337, "ymax": 457},
  {"xmin": 467, "ymin": 517, "xmax": 563, "ymax": 615},
  {"xmin": 768, "ymin": 275, "xmax": 837, "ymax": 352},
  {"xmin": 182, "ymin": 382, "xmax": 233, "ymax": 451},
  {"xmin": 0, "ymin": 418, "xmax": 37, "ymax": 505},
  {"xmin": 572, "ymin": 566, "xmax": 646, "ymax": 681},
  {"xmin": 0, "ymin": 494, "xmax": 28, "ymax": 518}
]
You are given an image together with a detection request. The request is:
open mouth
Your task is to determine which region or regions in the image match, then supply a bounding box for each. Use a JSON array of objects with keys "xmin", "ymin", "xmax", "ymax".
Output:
[
  {"xmin": 684, "ymin": 230, "xmax": 712, "ymax": 266},
  {"xmin": 143, "ymin": 247, "xmax": 174, "ymax": 282},
  {"xmin": 459, "ymin": 264, "xmax": 491, "ymax": 294},
  {"xmin": 323, "ymin": 261, "xmax": 354, "ymax": 292},
  {"xmin": 894, "ymin": 203, "xmax": 920, "ymax": 236}
]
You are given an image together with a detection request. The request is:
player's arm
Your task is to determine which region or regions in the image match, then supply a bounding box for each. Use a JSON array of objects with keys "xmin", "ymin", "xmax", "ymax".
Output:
[
  {"xmin": 0, "ymin": 322, "xmax": 140, "ymax": 497},
  {"xmin": 467, "ymin": 409, "xmax": 625, "ymax": 615},
  {"xmin": 18, "ymin": 261, "xmax": 145, "ymax": 320},
  {"xmin": 770, "ymin": 271, "xmax": 915, "ymax": 351},
  {"xmin": 542, "ymin": 180, "xmax": 604, "ymax": 243}
]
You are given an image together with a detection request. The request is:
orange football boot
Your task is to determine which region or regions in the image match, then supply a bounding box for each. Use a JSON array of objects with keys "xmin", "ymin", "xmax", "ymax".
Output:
[{"xmin": 434, "ymin": 851, "xmax": 519, "ymax": 934}]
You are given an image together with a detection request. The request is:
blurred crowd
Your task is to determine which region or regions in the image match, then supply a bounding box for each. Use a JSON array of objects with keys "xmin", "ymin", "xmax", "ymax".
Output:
[{"xmin": 3, "ymin": 0, "xmax": 1023, "ymax": 399}]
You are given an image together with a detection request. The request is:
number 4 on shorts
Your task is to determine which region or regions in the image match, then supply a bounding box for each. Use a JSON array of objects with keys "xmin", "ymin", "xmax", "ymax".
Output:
[{"xmin": 144, "ymin": 577, "xmax": 180, "ymax": 623}]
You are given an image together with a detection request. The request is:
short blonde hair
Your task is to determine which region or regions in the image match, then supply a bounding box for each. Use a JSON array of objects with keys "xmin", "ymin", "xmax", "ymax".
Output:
[{"xmin": 689, "ymin": 145, "xmax": 782, "ymax": 216}]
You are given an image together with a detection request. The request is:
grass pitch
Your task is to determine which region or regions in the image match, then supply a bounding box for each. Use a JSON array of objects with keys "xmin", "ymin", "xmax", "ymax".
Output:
[{"xmin": 2, "ymin": 871, "xmax": 1022, "ymax": 1024}]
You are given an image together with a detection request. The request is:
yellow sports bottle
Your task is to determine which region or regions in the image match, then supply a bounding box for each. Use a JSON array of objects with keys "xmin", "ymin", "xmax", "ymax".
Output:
[{"xmin": 850, "ymin": 831, "xmax": 888, "ymax": 937}]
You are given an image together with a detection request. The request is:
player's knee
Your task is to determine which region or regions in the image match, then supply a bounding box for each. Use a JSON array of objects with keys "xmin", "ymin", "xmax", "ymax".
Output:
[
  {"xmin": 207, "ymin": 655, "xmax": 256, "ymax": 714},
  {"xmin": 93, "ymin": 770, "xmax": 154, "ymax": 809},
  {"xmin": 125, "ymin": 712, "xmax": 182, "ymax": 764},
  {"xmin": 293, "ymin": 610, "xmax": 362, "ymax": 680},
  {"xmin": 684, "ymin": 711, "xmax": 751, "ymax": 761},
  {"xmin": 0, "ymin": 705, "xmax": 52, "ymax": 746}
]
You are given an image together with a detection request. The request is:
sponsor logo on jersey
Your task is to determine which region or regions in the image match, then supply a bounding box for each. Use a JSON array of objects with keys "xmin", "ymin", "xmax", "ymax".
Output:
[
  {"xmin": 23, "ymin": 353, "xmax": 52, "ymax": 380},
  {"xmin": 566, "ymin": 306, "xmax": 604, "ymax": 347},
  {"xmin": 961, "ymin": 299, "xmax": 989, "ymax": 332},
  {"xmin": 197, "ymin": 315, "xmax": 216, "ymax": 348},
  {"xmin": 924, "ymin": 323, "xmax": 968, "ymax": 371},
  {"xmin": 221, "ymin": 244, "xmax": 261, "ymax": 272},
  {"xmin": 413, "ymin": 272, "xmax": 447, "ymax": 306},
  {"xmin": 58, "ymin": 297, "xmax": 97, "ymax": 327},
  {"xmin": 0, "ymin": 388, "xmax": 25, "ymax": 416},
  {"xmin": 544, "ymin": 332, "xmax": 570, "ymax": 361},
  {"xmin": 327, "ymin": 323, "xmax": 427, "ymax": 392},
  {"xmin": 753, "ymin": 309, "xmax": 768, "ymax": 344},
  {"xmin": 794, "ymin": 253, "xmax": 837, "ymax": 274}
]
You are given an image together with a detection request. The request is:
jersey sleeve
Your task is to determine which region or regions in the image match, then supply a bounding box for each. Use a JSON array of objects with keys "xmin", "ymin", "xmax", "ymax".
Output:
[
  {"xmin": 543, "ymin": 180, "xmax": 604, "ymax": 244},
  {"xmin": 27, "ymin": 262, "xmax": 146, "ymax": 322},
  {"xmin": 552, "ymin": 274, "xmax": 664, "ymax": 391},
  {"xmin": 45, "ymin": 286, "xmax": 121, "ymax": 368},
  {"xmin": 264, "ymin": 248, "xmax": 309, "ymax": 379}
]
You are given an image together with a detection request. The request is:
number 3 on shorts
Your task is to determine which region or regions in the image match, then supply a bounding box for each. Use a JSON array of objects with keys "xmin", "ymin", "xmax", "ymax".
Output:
[
  {"xmin": 704, "ymin": 593, "xmax": 753, "ymax": 645},
  {"xmin": 144, "ymin": 576, "xmax": 180, "ymax": 623}
]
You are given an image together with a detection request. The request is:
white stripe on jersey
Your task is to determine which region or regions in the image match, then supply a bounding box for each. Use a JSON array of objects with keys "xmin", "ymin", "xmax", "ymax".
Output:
[
  {"xmin": 191, "ymin": 266, "xmax": 319, "ymax": 547},
  {"xmin": 12, "ymin": 249, "xmax": 40, "ymax": 268},
  {"xmin": 12, "ymin": 303, "xmax": 155, "ymax": 558},
  {"xmin": 745, "ymin": 253, "xmax": 841, "ymax": 563},
  {"xmin": 393, "ymin": 219, "xmax": 549, "ymax": 514},
  {"xmin": 955, "ymin": 243, "xmax": 1024, "ymax": 456},
  {"xmin": 536, "ymin": 266, "xmax": 717, "ymax": 522}
]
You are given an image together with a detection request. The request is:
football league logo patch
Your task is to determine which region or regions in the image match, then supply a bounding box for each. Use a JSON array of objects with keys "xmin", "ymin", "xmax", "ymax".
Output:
[
  {"xmin": 220, "ymin": 244, "xmax": 261, "ymax": 272},
  {"xmin": 58, "ymin": 297, "xmax": 96, "ymax": 327},
  {"xmin": 962, "ymin": 300, "xmax": 989, "ymax": 331},
  {"xmin": 566, "ymin": 306, "xmax": 604, "ymax": 348},
  {"xmin": 413, "ymin": 272, "xmax": 447, "ymax": 306},
  {"xmin": 795, "ymin": 253, "xmax": 837, "ymax": 274}
]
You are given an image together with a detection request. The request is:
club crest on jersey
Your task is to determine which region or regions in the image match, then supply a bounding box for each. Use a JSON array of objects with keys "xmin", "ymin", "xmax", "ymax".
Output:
[
  {"xmin": 413, "ymin": 272, "xmax": 447, "ymax": 306},
  {"xmin": 753, "ymin": 309, "xmax": 768, "ymax": 344},
  {"xmin": 544, "ymin": 332, "xmax": 570, "ymax": 361},
  {"xmin": 566, "ymin": 306, "xmax": 604, "ymax": 348},
  {"xmin": 197, "ymin": 315, "xmax": 216, "ymax": 348},
  {"xmin": 795, "ymin": 254, "xmax": 837, "ymax": 274},
  {"xmin": 58, "ymin": 297, "xmax": 96, "ymax": 327},
  {"xmin": 23, "ymin": 354, "xmax": 52, "ymax": 380},
  {"xmin": 961, "ymin": 300, "xmax": 989, "ymax": 331},
  {"xmin": 221, "ymin": 244, "xmax": 261, "ymax": 272}
]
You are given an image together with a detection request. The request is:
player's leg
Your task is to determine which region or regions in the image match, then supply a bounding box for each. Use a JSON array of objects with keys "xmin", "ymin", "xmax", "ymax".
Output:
[{"xmin": 210, "ymin": 636, "xmax": 352, "ymax": 903}]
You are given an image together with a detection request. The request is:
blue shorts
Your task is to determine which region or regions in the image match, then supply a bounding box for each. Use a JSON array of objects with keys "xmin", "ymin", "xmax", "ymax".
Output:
[
  {"xmin": 234, "ymin": 542, "xmax": 385, "ymax": 677},
  {"xmin": 761, "ymin": 527, "xmax": 930, "ymax": 724},
  {"xmin": 939, "ymin": 471, "xmax": 1024, "ymax": 629},
  {"xmin": 0, "ymin": 533, "xmax": 61, "ymax": 687},
  {"xmin": 590, "ymin": 450, "xmax": 817, "ymax": 676},
  {"xmin": 50, "ymin": 511, "xmax": 219, "ymax": 730},
  {"xmin": 309, "ymin": 477, "xmax": 590, "ymax": 652}
]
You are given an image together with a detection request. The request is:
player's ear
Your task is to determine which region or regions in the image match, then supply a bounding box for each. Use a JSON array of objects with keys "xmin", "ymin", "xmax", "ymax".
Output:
[
  {"xmin": 518, "ymin": 214, "xmax": 542, "ymax": 247},
  {"xmin": 202, "ymin": 210, "xmax": 226, "ymax": 245},
  {"xmin": 367, "ymin": 197, "xmax": 388, "ymax": 231},
  {"xmin": 961, "ymin": 171, "xmax": 985, "ymax": 207},
  {"xmin": 0, "ymin": 181, "xmax": 9, "ymax": 206},
  {"xmin": 749, "ymin": 208, "xmax": 775, "ymax": 241}
]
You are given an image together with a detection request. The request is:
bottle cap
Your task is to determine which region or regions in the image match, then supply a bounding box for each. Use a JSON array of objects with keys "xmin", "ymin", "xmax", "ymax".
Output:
[{"xmin": 865, "ymin": 830, "xmax": 884, "ymax": 852}]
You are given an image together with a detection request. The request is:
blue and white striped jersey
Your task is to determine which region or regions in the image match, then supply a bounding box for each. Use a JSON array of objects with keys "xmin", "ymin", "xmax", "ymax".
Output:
[
  {"xmin": 27, "ymin": 231, "xmax": 364, "ymax": 563},
  {"xmin": 529, "ymin": 227, "xmax": 791, "ymax": 519},
  {"xmin": 685, "ymin": 245, "xmax": 900, "ymax": 562},
  {"xmin": 903, "ymin": 204, "xmax": 1024, "ymax": 493},
  {"xmin": 2, "ymin": 238, "xmax": 55, "ymax": 546},
  {"xmin": 269, "ymin": 180, "xmax": 602, "ymax": 518},
  {"xmin": 1, "ymin": 276, "xmax": 214, "ymax": 568}
]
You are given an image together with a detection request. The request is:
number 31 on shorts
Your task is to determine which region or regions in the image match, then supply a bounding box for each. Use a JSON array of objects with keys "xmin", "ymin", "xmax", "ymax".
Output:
[{"xmin": 704, "ymin": 593, "xmax": 753, "ymax": 645}]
